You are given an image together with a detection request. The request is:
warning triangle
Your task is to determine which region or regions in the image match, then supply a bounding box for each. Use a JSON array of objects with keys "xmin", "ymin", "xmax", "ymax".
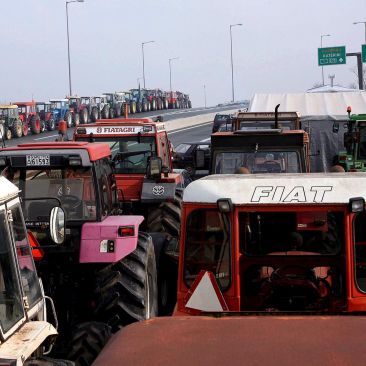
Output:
[{"xmin": 186, "ymin": 271, "xmax": 228, "ymax": 312}]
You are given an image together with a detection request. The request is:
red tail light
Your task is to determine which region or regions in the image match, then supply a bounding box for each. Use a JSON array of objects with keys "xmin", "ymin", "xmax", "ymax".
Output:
[
  {"xmin": 27, "ymin": 231, "xmax": 44, "ymax": 261},
  {"xmin": 339, "ymin": 155, "xmax": 347, "ymax": 161},
  {"xmin": 118, "ymin": 226, "xmax": 135, "ymax": 237}
]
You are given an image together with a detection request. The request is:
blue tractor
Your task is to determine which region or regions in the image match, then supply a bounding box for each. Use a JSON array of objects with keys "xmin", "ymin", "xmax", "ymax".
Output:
[
  {"xmin": 130, "ymin": 88, "xmax": 149, "ymax": 113},
  {"xmin": 49, "ymin": 99, "xmax": 77, "ymax": 128}
]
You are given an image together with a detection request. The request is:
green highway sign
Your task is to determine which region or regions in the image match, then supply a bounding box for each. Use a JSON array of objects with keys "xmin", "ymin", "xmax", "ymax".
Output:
[
  {"xmin": 318, "ymin": 46, "xmax": 346, "ymax": 66},
  {"xmin": 362, "ymin": 44, "xmax": 366, "ymax": 63}
]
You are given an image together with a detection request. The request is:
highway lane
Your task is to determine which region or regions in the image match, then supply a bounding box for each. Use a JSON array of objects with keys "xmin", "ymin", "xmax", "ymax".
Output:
[
  {"xmin": 168, "ymin": 122, "xmax": 212, "ymax": 146},
  {"xmin": 2, "ymin": 104, "xmax": 242, "ymax": 147}
]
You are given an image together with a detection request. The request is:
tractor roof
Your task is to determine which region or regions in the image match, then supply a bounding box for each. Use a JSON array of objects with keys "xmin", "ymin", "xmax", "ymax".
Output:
[
  {"xmin": 0, "ymin": 142, "xmax": 111, "ymax": 161},
  {"xmin": 0, "ymin": 177, "xmax": 19, "ymax": 204},
  {"xmin": 183, "ymin": 173, "xmax": 366, "ymax": 205},
  {"xmin": 49, "ymin": 99, "xmax": 68, "ymax": 103},
  {"xmin": 234, "ymin": 111, "xmax": 301, "ymax": 120},
  {"xmin": 0, "ymin": 105, "xmax": 18, "ymax": 109},
  {"xmin": 74, "ymin": 119, "xmax": 166, "ymax": 136},
  {"xmin": 13, "ymin": 102, "xmax": 36, "ymax": 107}
]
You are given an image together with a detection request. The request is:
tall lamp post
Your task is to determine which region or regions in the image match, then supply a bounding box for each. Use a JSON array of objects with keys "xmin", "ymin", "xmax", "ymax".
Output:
[
  {"xmin": 66, "ymin": 0, "xmax": 84, "ymax": 97},
  {"xmin": 320, "ymin": 33, "xmax": 331, "ymax": 86},
  {"xmin": 142, "ymin": 41, "xmax": 154, "ymax": 89},
  {"xmin": 230, "ymin": 23, "xmax": 242, "ymax": 103},
  {"xmin": 169, "ymin": 57, "xmax": 179, "ymax": 91},
  {"xmin": 353, "ymin": 21, "xmax": 366, "ymax": 44},
  {"xmin": 203, "ymin": 84, "xmax": 207, "ymax": 108}
]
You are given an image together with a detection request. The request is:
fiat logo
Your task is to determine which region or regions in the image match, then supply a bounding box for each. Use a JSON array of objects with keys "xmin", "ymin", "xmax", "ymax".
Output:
[{"xmin": 96, "ymin": 127, "xmax": 102, "ymax": 133}]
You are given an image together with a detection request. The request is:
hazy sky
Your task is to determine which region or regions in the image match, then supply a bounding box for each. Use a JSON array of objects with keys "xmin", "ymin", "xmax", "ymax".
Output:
[{"xmin": 1, "ymin": 0, "xmax": 365, "ymax": 106}]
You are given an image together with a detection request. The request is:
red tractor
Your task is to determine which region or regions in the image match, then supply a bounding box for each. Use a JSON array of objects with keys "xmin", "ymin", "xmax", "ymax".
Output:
[
  {"xmin": 14, "ymin": 101, "xmax": 42, "ymax": 135},
  {"xmin": 167, "ymin": 91, "xmax": 178, "ymax": 109},
  {"xmin": 74, "ymin": 118, "xmax": 184, "ymax": 238}
]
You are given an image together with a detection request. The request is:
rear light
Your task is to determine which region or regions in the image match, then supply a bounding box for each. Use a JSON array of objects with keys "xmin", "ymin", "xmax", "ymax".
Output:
[
  {"xmin": 338, "ymin": 155, "xmax": 347, "ymax": 161},
  {"xmin": 68, "ymin": 156, "xmax": 82, "ymax": 166},
  {"xmin": 347, "ymin": 106, "xmax": 352, "ymax": 113},
  {"xmin": 118, "ymin": 226, "xmax": 135, "ymax": 237},
  {"xmin": 0, "ymin": 157, "xmax": 7, "ymax": 166},
  {"xmin": 27, "ymin": 231, "xmax": 44, "ymax": 261},
  {"xmin": 349, "ymin": 197, "xmax": 365, "ymax": 213}
]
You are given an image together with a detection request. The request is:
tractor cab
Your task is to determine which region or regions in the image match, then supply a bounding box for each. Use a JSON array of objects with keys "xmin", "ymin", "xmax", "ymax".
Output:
[
  {"xmin": 176, "ymin": 173, "xmax": 366, "ymax": 315},
  {"xmin": 335, "ymin": 107, "xmax": 366, "ymax": 171},
  {"xmin": 0, "ymin": 105, "xmax": 22, "ymax": 140}
]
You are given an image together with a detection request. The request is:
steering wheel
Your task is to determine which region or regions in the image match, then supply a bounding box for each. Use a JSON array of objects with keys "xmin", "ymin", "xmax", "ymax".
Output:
[{"xmin": 60, "ymin": 195, "xmax": 82, "ymax": 210}]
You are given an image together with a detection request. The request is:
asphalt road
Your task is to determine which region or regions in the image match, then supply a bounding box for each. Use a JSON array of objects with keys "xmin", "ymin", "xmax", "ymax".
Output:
[{"xmin": 3, "ymin": 104, "xmax": 241, "ymax": 147}]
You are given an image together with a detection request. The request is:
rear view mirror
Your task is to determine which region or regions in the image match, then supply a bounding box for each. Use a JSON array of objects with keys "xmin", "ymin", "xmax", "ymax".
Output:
[
  {"xmin": 147, "ymin": 157, "xmax": 162, "ymax": 179},
  {"xmin": 195, "ymin": 149, "xmax": 205, "ymax": 168},
  {"xmin": 332, "ymin": 122, "xmax": 339, "ymax": 133},
  {"xmin": 49, "ymin": 207, "xmax": 65, "ymax": 244}
]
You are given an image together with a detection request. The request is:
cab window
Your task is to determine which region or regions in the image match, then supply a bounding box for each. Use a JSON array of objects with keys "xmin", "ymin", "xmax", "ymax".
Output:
[{"xmin": 184, "ymin": 209, "xmax": 231, "ymax": 291}]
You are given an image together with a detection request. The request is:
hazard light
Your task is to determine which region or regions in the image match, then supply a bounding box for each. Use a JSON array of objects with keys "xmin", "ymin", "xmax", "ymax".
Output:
[
  {"xmin": 217, "ymin": 198, "xmax": 233, "ymax": 213},
  {"xmin": 349, "ymin": 197, "xmax": 365, "ymax": 213},
  {"xmin": 118, "ymin": 226, "xmax": 135, "ymax": 237}
]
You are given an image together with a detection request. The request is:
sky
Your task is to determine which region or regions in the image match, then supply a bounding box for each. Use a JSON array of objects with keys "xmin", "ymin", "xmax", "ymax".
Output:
[{"xmin": 1, "ymin": 0, "xmax": 365, "ymax": 106}]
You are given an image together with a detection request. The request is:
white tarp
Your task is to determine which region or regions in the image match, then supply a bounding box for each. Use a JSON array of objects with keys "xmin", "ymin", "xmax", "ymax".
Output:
[{"xmin": 249, "ymin": 92, "xmax": 366, "ymax": 172}]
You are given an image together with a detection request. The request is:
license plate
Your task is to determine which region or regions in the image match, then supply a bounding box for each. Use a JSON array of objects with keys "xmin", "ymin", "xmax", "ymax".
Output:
[{"xmin": 26, "ymin": 154, "xmax": 50, "ymax": 166}]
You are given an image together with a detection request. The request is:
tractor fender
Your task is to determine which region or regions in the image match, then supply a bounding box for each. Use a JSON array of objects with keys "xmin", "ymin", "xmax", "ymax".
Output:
[{"xmin": 79, "ymin": 215, "xmax": 144, "ymax": 263}]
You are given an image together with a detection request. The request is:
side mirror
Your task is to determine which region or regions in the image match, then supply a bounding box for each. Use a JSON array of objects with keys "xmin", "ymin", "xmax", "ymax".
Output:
[
  {"xmin": 195, "ymin": 149, "xmax": 205, "ymax": 168},
  {"xmin": 147, "ymin": 156, "xmax": 162, "ymax": 179},
  {"xmin": 49, "ymin": 207, "xmax": 65, "ymax": 244},
  {"xmin": 332, "ymin": 122, "xmax": 339, "ymax": 133}
]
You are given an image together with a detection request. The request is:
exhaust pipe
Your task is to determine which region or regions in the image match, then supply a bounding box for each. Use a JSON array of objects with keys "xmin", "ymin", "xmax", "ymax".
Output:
[{"xmin": 274, "ymin": 104, "xmax": 280, "ymax": 129}]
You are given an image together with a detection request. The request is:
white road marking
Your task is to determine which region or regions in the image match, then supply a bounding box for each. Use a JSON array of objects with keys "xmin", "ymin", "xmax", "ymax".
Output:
[
  {"xmin": 34, "ymin": 134, "xmax": 58, "ymax": 141},
  {"xmin": 199, "ymin": 137, "xmax": 211, "ymax": 142},
  {"xmin": 167, "ymin": 121, "xmax": 212, "ymax": 135}
]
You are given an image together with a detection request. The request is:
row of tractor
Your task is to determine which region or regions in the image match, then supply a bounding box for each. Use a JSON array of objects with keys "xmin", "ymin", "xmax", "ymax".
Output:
[
  {"xmin": 2, "ymin": 107, "xmax": 366, "ymax": 365},
  {"xmin": 0, "ymin": 89, "xmax": 192, "ymax": 140}
]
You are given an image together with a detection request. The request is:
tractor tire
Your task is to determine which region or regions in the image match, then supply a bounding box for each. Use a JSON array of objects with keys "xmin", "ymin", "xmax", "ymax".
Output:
[
  {"xmin": 157, "ymin": 99, "xmax": 162, "ymax": 110},
  {"xmin": 146, "ymin": 193, "xmax": 182, "ymax": 237},
  {"xmin": 176, "ymin": 100, "xmax": 180, "ymax": 109},
  {"xmin": 130, "ymin": 102, "xmax": 136, "ymax": 114},
  {"xmin": 30, "ymin": 115, "xmax": 41, "ymax": 134},
  {"xmin": 109, "ymin": 108, "xmax": 115, "ymax": 119},
  {"xmin": 101, "ymin": 105, "xmax": 110, "ymax": 119},
  {"xmin": 24, "ymin": 357, "xmax": 74, "ymax": 366},
  {"xmin": 188, "ymin": 100, "xmax": 192, "ymax": 108},
  {"xmin": 80, "ymin": 108, "xmax": 88, "ymax": 124},
  {"xmin": 73, "ymin": 113, "xmax": 80, "ymax": 126},
  {"xmin": 114, "ymin": 106, "xmax": 121, "ymax": 118},
  {"xmin": 47, "ymin": 118, "xmax": 56, "ymax": 131},
  {"xmin": 68, "ymin": 322, "xmax": 111, "ymax": 366},
  {"xmin": 142, "ymin": 100, "xmax": 148, "ymax": 112},
  {"xmin": 22, "ymin": 121, "xmax": 29, "ymax": 136},
  {"xmin": 65, "ymin": 112, "xmax": 73, "ymax": 128},
  {"xmin": 94, "ymin": 232, "xmax": 158, "ymax": 331},
  {"xmin": 136, "ymin": 102, "xmax": 142, "ymax": 113},
  {"xmin": 151, "ymin": 100, "xmax": 157, "ymax": 111},
  {"xmin": 0, "ymin": 124, "xmax": 5, "ymax": 140},
  {"xmin": 5, "ymin": 127, "xmax": 12, "ymax": 140},
  {"xmin": 40, "ymin": 120, "xmax": 46, "ymax": 133},
  {"xmin": 147, "ymin": 101, "xmax": 151, "ymax": 111},
  {"xmin": 12, "ymin": 120, "xmax": 23, "ymax": 138},
  {"xmin": 91, "ymin": 107, "xmax": 99, "ymax": 122},
  {"xmin": 165, "ymin": 100, "xmax": 169, "ymax": 109}
]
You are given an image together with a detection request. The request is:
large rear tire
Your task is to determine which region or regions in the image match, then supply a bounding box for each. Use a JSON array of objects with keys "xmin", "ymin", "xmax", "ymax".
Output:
[
  {"xmin": 80, "ymin": 108, "xmax": 88, "ymax": 124},
  {"xmin": 136, "ymin": 102, "xmax": 142, "ymax": 113},
  {"xmin": 65, "ymin": 112, "xmax": 73, "ymax": 128},
  {"xmin": 30, "ymin": 115, "xmax": 41, "ymax": 134},
  {"xmin": 68, "ymin": 322, "xmax": 111, "ymax": 366},
  {"xmin": 12, "ymin": 120, "xmax": 23, "ymax": 138},
  {"xmin": 130, "ymin": 102, "xmax": 136, "ymax": 114},
  {"xmin": 101, "ymin": 105, "xmax": 110, "ymax": 119},
  {"xmin": 91, "ymin": 107, "xmax": 99, "ymax": 122},
  {"xmin": 5, "ymin": 127, "xmax": 12, "ymax": 140},
  {"xmin": 142, "ymin": 100, "xmax": 148, "ymax": 112},
  {"xmin": 109, "ymin": 107, "xmax": 115, "ymax": 119},
  {"xmin": 73, "ymin": 113, "xmax": 80, "ymax": 126},
  {"xmin": 48, "ymin": 118, "xmax": 56, "ymax": 131},
  {"xmin": 94, "ymin": 232, "xmax": 158, "ymax": 331}
]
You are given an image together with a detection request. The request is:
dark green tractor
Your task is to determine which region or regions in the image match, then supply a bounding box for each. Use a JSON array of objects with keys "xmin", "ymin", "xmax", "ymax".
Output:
[
  {"xmin": 0, "ymin": 105, "xmax": 23, "ymax": 140},
  {"xmin": 334, "ymin": 107, "xmax": 366, "ymax": 171}
]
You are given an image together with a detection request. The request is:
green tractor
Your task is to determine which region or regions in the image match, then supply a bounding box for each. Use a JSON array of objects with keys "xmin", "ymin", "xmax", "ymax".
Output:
[
  {"xmin": 0, "ymin": 104, "xmax": 24, "ymax": 140},
  {"xmin": 334, "ymin": 107, "xmax": 366, "ymax": 171}
]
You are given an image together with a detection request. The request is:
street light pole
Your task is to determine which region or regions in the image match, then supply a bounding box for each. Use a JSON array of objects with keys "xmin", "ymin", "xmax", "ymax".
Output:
[
  {"xmin": 142, "ymin": 41, "xmax": 154, "ymax": 89},
  {"xmin": 203, "ymin": 85, "xmax": 207, "ymax": 108},
  {"xmin": 66, "ymin": 0, "xmax": 84, "ymax": 97},
  {"xmin": 169, "ymin": 57, "xmax": 179, "ymax": 92},
  {"xmin": 353, "ymin": 21, "xmax": 366, "ymax": 44},
  {"xmin": 230, "ymin": 23, "xmax": 242, "ymax": 103},
  {"xmin": 320, "ymin": 34, "xmax": 331, "ymax": 86}
]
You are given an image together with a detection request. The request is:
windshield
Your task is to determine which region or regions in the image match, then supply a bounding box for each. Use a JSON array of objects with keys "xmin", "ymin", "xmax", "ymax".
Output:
[
  {"xmin": 184, "ymin": 209, "xmax": 231, "ymax": 291},
  {"xmin": 78, "ymin": 136, "xmax": 156, "ymax": 174},
  {"xmin": 175, "ymin": 143, "xmax": 191, "ymax": 154},
  {"xmin": 240, "ymin": 211, "xmax": 343, "ymax": 256},
  {"xmin": 10, "ymin": 168, "xmax": 97, "ymax": 221},
  {"xmin": 358, "ymin": 127, "xmax": 366, "ymax": 159},
  {"xmin": 131, "ymin": 90, "xmax": 139, "ymax": 97},
  {"xmin": 0, "ymin": 209, "xmax": 25, "ymax": 334},
  {"xmin": 214, "ymin": 151, "xmax": 301, "ymax": 173},
  {"xmin": 215, "ymin": 115, "xmax": 230, "ymax": 122},
  {"xmin": 69, "ymin": 98, "xmax": 78, "ymax": 104},
  {"xmin": 239, "ymin": 122, "xmax": 293, "ymax": 130},
  {"xmin": 51, "ymin": 102, "xmax": 62, "ymax": 109},
  {"xmin": 105, "ymin": 95, "xmax": 113, "ymax": 102}
]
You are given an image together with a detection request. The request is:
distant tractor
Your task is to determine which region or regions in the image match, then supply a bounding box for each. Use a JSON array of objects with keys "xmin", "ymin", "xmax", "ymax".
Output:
[
  {"xmin": 184, "ymin": 93, "xmax": 192, "ymax": 109},
  {"xmin": 36, "ymin": 102, "xmax": 56, "ymax": 131},
  {"xmin": 14, "ymin": 101, "xmax": 42, "ymax": 135},
  {"xmin": 146, "ymin": 89, "xmax": 158, "ymax": 111},
  {"xmin": 0, "ymin": 141, "xmax": 160, "ymax": 365},
  {"xmin": 121, "ymin": 91, "xmax": 137, "ymax": 114},
  {"xmin": 167, "ymin": 91, "xmax": 178, "ymax": 109},
  {"xmin": 103, "ymin": 93, "xmax": 125, "ymax": 119},
  {"xmin": 94, "ymin": 95, "xmax": 110, "ymax": 120},
  {"xmin": 334, "ymin": 107, "xmax": 366, "ymax": 171},
  {"xmin": 130, "ymin": 89, "xmax": 149, "ymax": 113},
  {"xmin": 68, "ymin": 96, "xmax": 92, "ymax": 124},
  {"xmin": 0, "ymin": 176, "xmax": 72, "ymax": 366},
  {"xmin": 49, "ymin": 99, "xmax": 74, "ymax": 128},
  {"xmin": 0, "ymin": 104, "xmax": 24, "ymax": 139}
]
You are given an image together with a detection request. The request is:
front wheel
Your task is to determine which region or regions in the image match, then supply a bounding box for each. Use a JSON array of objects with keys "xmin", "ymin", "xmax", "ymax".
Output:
[
  {"xmin": 94, "ymin": 232, "xmax": 158, "ymax": 331},
  {"xmin": 65, "ymin": 112, "xmax": 73, "ymax": 128},
  {"xmin": 30, "ymin": 115, "xmax": 41, "ymax": 134},
  {"xmin": 73, "ymin": 113, "xmax": 80, "ymax": 126},
  {"xmin": 47, "ymin": 118, "xmax": 56, "ymax": 131},
  {"xmin": 12, "ymin": 120, "xmax": 23, "ymax": 138}
]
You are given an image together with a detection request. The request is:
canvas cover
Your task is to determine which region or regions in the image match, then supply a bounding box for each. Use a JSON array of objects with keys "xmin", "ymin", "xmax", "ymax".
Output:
[{"xmin": 249, "ymin": 92, "xmax": 366, "ymax": 172}]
